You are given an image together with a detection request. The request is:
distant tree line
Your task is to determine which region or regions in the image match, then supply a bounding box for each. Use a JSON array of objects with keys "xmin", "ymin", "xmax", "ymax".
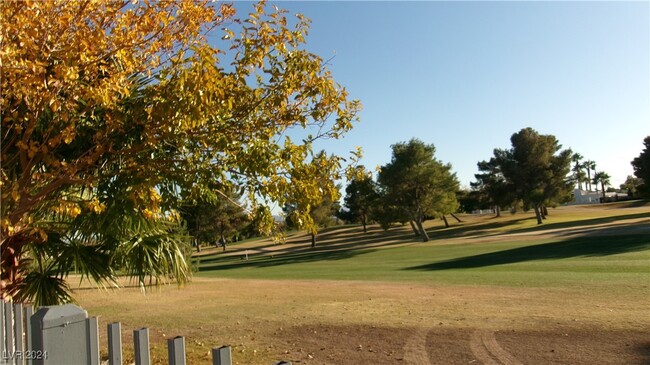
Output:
[
  {"xmin": 303, "ymin": 130, "xmax": 650, "ymax": 250},
  {"xmin": 341, "ymin": 128, "xmax": 612, "ymax": 237}
]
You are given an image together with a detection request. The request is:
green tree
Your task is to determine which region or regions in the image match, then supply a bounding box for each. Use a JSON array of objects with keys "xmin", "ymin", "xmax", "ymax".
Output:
[
  {"xmin": 342, "ymin": 169, "xmax": 379, "ymax": 233},
  {"xmin": 456, "ymin": 189, "xmax": 484, "ymax": 214},
  {"xmin": 471, "ymin": 156, "xmax": 515, "ymax": 217},
  {"xmin": 180, "ymin": 191, "xmax": 250, "ymax": 251},
  {"xmin": 494, "ymin": 128, "xmax": 573, "ymax": 224},
  {"xmin": 593, "ymin": 171, "xmax": 611, "ymax": 199},
  {"xmin": 631, "ymin": 136, "xmax": 650, "ymax": 198},
  {"xmin": 377, "ymin": 139, "xmax": 460, "ymax": 242},
  {"xmin": 620, "ymin": 175, "xmax": 643, "ymax": 199},
  {"xmin": 1, "ymin": 1, "xmax": 360, "ymax": 304},
  {"xmin": 369, "ymin": 192, "xmax": 413, "ymax": 232}
]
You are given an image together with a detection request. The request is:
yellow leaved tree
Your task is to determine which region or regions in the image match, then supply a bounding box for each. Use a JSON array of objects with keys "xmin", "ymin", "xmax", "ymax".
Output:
[{"xmin": 1, "ymin": 0, "xmax": 360, "ymax": 304}]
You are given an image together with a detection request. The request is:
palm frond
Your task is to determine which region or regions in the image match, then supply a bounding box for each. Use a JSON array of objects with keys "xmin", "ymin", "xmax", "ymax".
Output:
[{"xmin": 15, "ymin": 257, "xmax": 74, "ymax": 307}]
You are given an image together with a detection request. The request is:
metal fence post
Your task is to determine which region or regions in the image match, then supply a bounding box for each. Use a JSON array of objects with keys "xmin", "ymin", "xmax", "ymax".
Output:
[
  {"xmin": 4, "ymin": 301, "xmax": 14, "ymax": 365},
  {"xmin": 167, "ymin": 337, "xmax": 185, "ymax": 365},
  {"xmin": 86, "ymin": 317, "xmax": 99, "ymax": 365},
  {"xmin": 211, "ymin": 346, "xmax": 232, "ymax": 365},
  {"xmin": 13, "ymin": 304, "xmax": 22, "ymax": 365},
  {"xmin": 133, "ymin": 328, "xmax": 150, "ymax": 365},
  {"xmin": 1, "ymin": 301, "xmax": 4, "ymax": 365},
  {"xmin": 107, "ymin": 323, "xmax": 122, "ymax": 365},
  {"xmin": 23, "ymin": 306, "xmax": 32, "ymax": 365},
  {"xmin": 1, "ymin": 302, "xmax": 4, "ymax": 364}
]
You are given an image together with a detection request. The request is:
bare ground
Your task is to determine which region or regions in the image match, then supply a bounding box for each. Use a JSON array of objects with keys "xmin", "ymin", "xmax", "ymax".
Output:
[
  {"xmin": 73, "ymin": 203, "xmax": 650, "ymax": 364},
  {"xmin": 74, "ymin": 277, "xmax": 649, "ymax": 365}
]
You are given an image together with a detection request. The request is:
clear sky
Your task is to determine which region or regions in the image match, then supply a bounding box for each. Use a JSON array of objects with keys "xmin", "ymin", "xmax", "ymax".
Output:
[{"xmin": 236, "ymin": 1, "xmax": 649, "ymax": 189}]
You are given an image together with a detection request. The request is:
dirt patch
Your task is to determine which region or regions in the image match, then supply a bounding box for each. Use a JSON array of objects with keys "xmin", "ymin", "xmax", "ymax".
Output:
[
  {"xmin": 256, "ymin": 323, "xmax": 650, "ymax": 365},
  {"xmin": 268, "ymin": 324, "xmax": 411, "ymax": 364},
  {"xmin": 496, "ymin": 328, "xmax": 650, "ymax": 365}
]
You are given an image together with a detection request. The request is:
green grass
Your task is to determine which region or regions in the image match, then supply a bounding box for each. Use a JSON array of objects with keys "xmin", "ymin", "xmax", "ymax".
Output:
[
  {"xmin": 195, "ymin": 235, "xmax": 649, "ymax": 291},
  {"xmin": 193, "ymin": 203, "xmax": 650, "ymax": 295}
]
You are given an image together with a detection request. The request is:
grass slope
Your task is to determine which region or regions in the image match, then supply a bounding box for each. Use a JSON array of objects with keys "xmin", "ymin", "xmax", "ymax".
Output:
[{"xmin": 195, "ymin": 203, "xmax": 650, "ymax": 292}]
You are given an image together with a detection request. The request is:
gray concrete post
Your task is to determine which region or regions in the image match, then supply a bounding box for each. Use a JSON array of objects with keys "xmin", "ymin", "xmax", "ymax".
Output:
[
  {"xmin": 133, "ymin": 328, "xmax": 150, "ymax": 365},
  {"xmin": 107, "ymin": 323, "xmax": 122, "ymax": 365},
  {"xmin": 211, "ymin": 346, "xmax": 232, "ymax": 365},
  {"xmin": 167, "ymin": 337, "xmax": 185, "ymax": 365}
]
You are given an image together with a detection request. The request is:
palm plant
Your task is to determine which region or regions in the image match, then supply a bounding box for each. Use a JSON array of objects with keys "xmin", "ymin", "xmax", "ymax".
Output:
[
  {"xmin": 593, "ymin": 171, "xmax": 611, "ymax": 199},
  {"xmin": 11, "ymin": 188, "xmax": 192, "ymax": 306},
  {"xmin": 7, "ymin": 75, "xmax": 192, "ymax": 306},
  {"xmin": 571, "ymin": 153, "xmax": 584, "ymax": 190},
  {"xmin": 584, "ymin": 160, "xmax": 596, "ymax": 191}
]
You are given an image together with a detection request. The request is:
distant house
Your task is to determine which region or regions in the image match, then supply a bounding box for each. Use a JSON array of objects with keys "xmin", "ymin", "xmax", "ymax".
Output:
[
  {"xmin": 572, "ymin": 189, "xmax": 601, "ymax": 204},
  {"xmin": 603, "ymin": 191, "xmax": 628, "ymax": 202},
  {"xmin": 571, "ymin": 189, "xmax": 629, "ymax": 205}
]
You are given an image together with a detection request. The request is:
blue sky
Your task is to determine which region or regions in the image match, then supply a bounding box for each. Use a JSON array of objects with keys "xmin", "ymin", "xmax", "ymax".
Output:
[{"xmin": 235, "ymin": 1, "xmax": 649, "ymax": 189}]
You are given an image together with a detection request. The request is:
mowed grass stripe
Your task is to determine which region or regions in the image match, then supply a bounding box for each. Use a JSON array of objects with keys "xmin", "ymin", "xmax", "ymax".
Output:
[{"xmin": 195, "ymin": 233, "xmax": 649, "ymax": 290}]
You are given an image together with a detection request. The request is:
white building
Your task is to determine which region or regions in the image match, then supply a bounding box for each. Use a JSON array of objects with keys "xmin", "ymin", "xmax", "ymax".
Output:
[
  {"xmin": 572, "ymin": 189, "xmax": 601, "ymax": 204},
  {"xmin": 571, "ymin": 189, "xmax": 629, "ymax": 205}
]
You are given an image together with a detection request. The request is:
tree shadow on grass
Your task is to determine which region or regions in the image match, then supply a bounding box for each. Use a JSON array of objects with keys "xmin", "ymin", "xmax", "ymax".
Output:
[
  {"xmin": 496, "ymin": 212, "xmax": 650, "ymax": 236},
  {"xmin": 405, "ymin": 231, "xmax": 650, "ymax": 271},
  {"xmin": 423, "ymin": 212, "xmax": 650, "ymax": 241},
  {"xmin": 196, "ymin": 228, "xmax": 419, "ymax": 267},
  {"xmin": 601, "ymin": 199, "xmax": 650, "ymax": 209},
  {"xmin": 198, "ymin": 245, "xmax": 378, "ymax": 272},
  {"xmin": 425, "ymin": 216, "xmax": 533, "ymax": 239}
]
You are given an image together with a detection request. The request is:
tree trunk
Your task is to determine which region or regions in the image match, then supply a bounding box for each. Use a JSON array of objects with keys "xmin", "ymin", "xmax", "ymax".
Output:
[
  {"xmin": 441, "ymin": 215, "xmax": 450, "ymax": 228},
  {"xmin": 542, "ymin": 206, "xmax": 549, "ymax": 216},
  {"xmin": 450, "ymin": 213, "xmax": 462, "ymax": 222},
  {"xmin": 495, "ymin": 205, "xmax": 501, "ymax": 217},
  {"xmin": 361, "ymin": 216, "xmax": 367, "ymax": 233},
  {"xmin": 409, "ymin": 221, "xmax": 420, "ymax": 237},
  {"xmin": 219, "ymin": 221, "xmax": 227, "ymax": 251},
  {"xmin": 601, "ymin": 182, "xmax": 606, "ymax": 198},
  {"xmin": 414, "ymin": 219, "xmax": 429, "ymax": 242},
  {"xmin": 533, "ymin": 205, "xmax": 543, "ymax": 224},
  {"xmin": 311, "ymin": 232, "xmax": 316, "ymax": 247}
]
